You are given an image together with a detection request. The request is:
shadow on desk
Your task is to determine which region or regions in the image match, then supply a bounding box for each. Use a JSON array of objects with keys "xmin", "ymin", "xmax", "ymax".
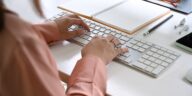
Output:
[{"xmin": 50, "ymin": 41, "xmax": 82, "ymax": 62}]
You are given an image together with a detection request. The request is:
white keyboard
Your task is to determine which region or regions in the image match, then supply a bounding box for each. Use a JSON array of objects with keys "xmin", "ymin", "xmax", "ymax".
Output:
[{"xmin": 48, "ymin": 12, "xmax": 180, "ymax": 78}]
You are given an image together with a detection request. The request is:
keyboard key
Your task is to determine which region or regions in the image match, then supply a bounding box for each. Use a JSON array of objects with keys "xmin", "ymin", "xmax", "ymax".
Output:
[
  {"xmin": 98, "ymin": 32, "xmax": 104, "ymax": 36},
  {"xmin": 136, "ymin": 42, "xmax": 143, "ymax": 47},
  {"xmin": 160, "ymin": 47, "xmax": 167, "ymax": 52},
  {"xmin": 133, "ymin": 62, "xmax": 147, "ymax": 69},
  {"xmin": 154, "ymin": 45, "xmax": 161, "ymax": 49},
  {"xmin": 58, "ymin": 12, "xmax": 65, "ymax": 16},
  {"xmin": 145, "ymin": 66, "xmax": 154, "ymax": 72},
  {"xmin": 120, "ymin": 40, "xmax": 126, "ymax": 45},
  {"xmin": 95, "ymin": 26, "xmax": 100, "ymax": 30},
  {"xmin": 125, "ymin": 58, "xmax": 132, "ymax": 64},
  {"xmin": 126, "ymin": 43, "xmax": 134, "ymax": 48},
  {"xmin": 90, "ymin": 33, "xmax": 96, "ymax": 37},
  {"xmin": 165, "ymin": 58, "xmax": 173, "ymax": 63},
  {"xmin": 138, "ymin": 47, "xmax": 145, "ymax": 52},
  {"xmin": 130, "ymin": 40, "xmax": 138, "ymax": 45},
  {"xmin": 70, "ymin": 25, "xmax": 77, "ymax": 29},
  {"xmin": 103, "ymin": 34, "xmax": 108, "ymax": 37},
  {"xmin": 123, "ymin": 52, "xmax": 130, "ymax": 57},
  {"xmin": 142, "ymin": 54, "xmax": 150, "ymax": 59},
  {"xmin": 157, "ymin": 50, "xmax": 164, "ymax": 54},
  {"xmin": 86, "ymin": 21, "xmax": 91, "ymax": 25},
  {"xmin": 153, "ymin": 53, "xmax": 160, "ymax": 58},
  {"xmin": 167, "ymin": 50, "xmax": 174, "ymax": 54},
  {"xmin": 120, "ymin": 36, "xmax": 130, "ymax": 41},
  {"xmin": 138, "ymin": 58, "xmax": 145, "ymax": 63},
  {"xmin": 79, "ymin": 38, "xmax": 89, "ymax": 45},
  {"xmin": 118, "ymin": 55, "xmax": 126, "ymax": 60},
  {"xmin": 132, "ymin": 45, "xmax": 140, "ymax": 50},
  {"xmin": 154, "ymin": 59, "xmax": 162, "ymax": 64},
  {"xmin": 90, "ymin": 28, "xmax": 94, "ymax": 32},
  {"xmin": 163, "ymin": 52, "xmax": 170, "ymax": 57},
  {"xmin": 90, "ymin": 23, "xmax": 96, "ymax": 28},
  {"xmin": 105, "ymin": 30, "xmax": 111, "ymax": 34},
  {"xmin": 54, "ymin": 15, "xmax": 61, "ymax": 19},
  {"xmin": 101, "ymin": 27, "xmax": 107, "ymax": 31},
  {"xmin": 93, "ymin": 30, "xmax": 99, "ymax": 34},
  {"xmin": 142, "ymin": 44, "xmax": 150, "ymax": 49},
  {"xmin": 151, "ymin": 48, "xmax": 158, "ymax": 52},
  {"xmin": 144, "ymin": 60, "xmax": 152, "ymax": 65},
  {"xmin": 87, "ymin": 37, "xmax": 92, "ymax": 41},
  {"xmin": 146, "ymin": 51, "xmax": 153, "ymax": 56},
  {"xmin": 146, "ymin": 42, "xmax": 153, "ymax": 46},
  {"xmin": 161, "ymin": 62, "xmax": 169, "ymax": 67},
  {"xmin": 150, "ymin": 63, "xmax": 158, "ymax": 68},
  {"xmin": 173, "ymin": 52, "xmax": 180, "ymax": 56},
  {"xmin": 159, "ymin": 56, "xmax": 166, "ymax": 60},
  {"xmin": 148, "ymin": 57, "xmax": 156, "ymax": 61},
  {"xmin": 81, "ymin": 35, "xmax": 89, "ymax": 40},
  {"xmin": 152, "ymin": 66, "xmax": 165, "ymax": 75},
  {"xmin": 110, "ymin": 31, "xmax": 116, "ymax": 35},
  {"xmin": 170, "ymin": 55, "xmax": 177, "ymax": 59},
  {"xmin": 115, "ymin": 34, "xmax": 121, "ymax": 38}
]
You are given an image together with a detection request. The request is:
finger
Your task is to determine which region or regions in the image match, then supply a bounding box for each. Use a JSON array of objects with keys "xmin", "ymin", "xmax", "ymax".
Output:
[
  {"xmin": 93, "ymin": 35, "xmax": 103, "ymax": 39},
  {"xmin": 111, "ymin": 38, "xmax": 121, "ymax": 46},
  {"xmin": 67, "ymin": 14, "xmax": 81, "ymax": 19},
  {"xmin": 70, "ymin": 18, "xmax": 90, "ymax": 31},
  {"xmin": 69, "ymin": 29, "xmax": 86, "ymax": 38},
  {"xmin": 106, "ymin": 35, "xmax": 114, "ymax": 42},
  {"xmin": 115, "ymin": 48, "xmax": 129, "ymax": 56}
]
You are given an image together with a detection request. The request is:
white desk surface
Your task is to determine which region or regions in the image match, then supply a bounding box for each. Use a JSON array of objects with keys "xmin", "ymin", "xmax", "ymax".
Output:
[
  {"xmin": 5, "ymin": 0, "xmax": 192, "ymax": 96},
  {"xmin": 53, "ymin": 12, "xmax": 192, "ymax": 96}
]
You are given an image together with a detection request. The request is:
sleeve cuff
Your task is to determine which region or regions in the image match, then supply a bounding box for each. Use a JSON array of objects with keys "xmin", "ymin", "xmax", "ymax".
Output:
[{"xmin": 67, "ymin": 55, "xmax": 107, "ymax": 95}]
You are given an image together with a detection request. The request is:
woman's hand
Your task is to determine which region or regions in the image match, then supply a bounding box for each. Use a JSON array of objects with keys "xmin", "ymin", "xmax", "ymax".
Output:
[
  {"xmin": 81, "ymin": 35, "xmax": 128, "ymax": 65},
  {"xmin": 162, "ymin": 0, "xmax": 181, "ymax": 7},
  {"xmin": 54, "ymin": 14, "xmax": 90, "ymax": 40}
]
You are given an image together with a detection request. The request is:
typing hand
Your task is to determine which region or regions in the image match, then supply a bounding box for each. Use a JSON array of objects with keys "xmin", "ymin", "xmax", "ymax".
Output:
[
  {"xmin": 81, "ymin": 35, "xmax": 128, "ymax": 65},
  {"xmin": 54, "ymin": 14, "xmax": 90, "ymax": 40}
]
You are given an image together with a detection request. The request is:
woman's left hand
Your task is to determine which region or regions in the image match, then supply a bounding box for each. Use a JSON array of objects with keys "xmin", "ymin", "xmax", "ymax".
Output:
[{"xmin": 54, "ymin": 14, "xmax": 90, "ymax": 40}]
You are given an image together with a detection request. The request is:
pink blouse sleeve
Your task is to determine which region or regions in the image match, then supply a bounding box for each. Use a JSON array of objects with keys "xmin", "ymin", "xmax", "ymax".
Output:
[
  {"xmin": 32, "ymin": 22, "xmax": 107, "ymax": 96},
  {"xmin": 1, "ymin": 13, "xmax": 107, "ymax": 96},
  {"xmin": 67, "ymin": 55, "xmax": 107, "ymax": 96},
  {"xmin": 32, "ymin": 21, "xmax": 62, "ymax": 43}
]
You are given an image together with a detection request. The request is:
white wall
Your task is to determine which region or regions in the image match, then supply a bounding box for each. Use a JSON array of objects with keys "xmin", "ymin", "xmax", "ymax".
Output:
[{"xmin": 4, "ymin": 0, "xmax": 65, "ymax": 23}]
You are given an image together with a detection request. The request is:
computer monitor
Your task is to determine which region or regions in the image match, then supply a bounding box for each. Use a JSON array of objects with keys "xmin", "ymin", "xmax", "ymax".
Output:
[{"xmin": 143, "ymin": 0, "xmax": 192, "ymax": 14}]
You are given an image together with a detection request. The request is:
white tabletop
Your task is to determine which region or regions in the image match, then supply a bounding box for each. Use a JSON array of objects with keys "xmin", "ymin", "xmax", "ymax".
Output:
[
  {"xmin": 52, "ymin": 12, "xmax": 192, "ymax": 96},
  {"xmin": 5, "ymin": 0, "xmax": 192, "ymax": 96}
]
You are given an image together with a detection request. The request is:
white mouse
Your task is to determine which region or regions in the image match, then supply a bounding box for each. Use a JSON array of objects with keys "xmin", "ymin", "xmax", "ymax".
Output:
[{"xmin": 185, "ymin": 69, "xmax": 192, "ymax": 83}]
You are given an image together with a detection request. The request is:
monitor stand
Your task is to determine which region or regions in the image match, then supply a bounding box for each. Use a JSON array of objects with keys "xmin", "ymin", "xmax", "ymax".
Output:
[{"xmin": 143, "ymin": 0, "xmax": 192, "ymax": 14}]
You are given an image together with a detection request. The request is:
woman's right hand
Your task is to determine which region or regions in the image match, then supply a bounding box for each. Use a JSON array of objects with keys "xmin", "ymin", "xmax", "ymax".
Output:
[{"xmin": 81, "ymin": 35, "xmax": 128, "ymax": 65}]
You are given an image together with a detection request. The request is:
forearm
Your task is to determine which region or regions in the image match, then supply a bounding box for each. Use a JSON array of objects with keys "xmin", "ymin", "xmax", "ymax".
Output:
[
  {"xmin": 33, "ymin": 21, "xmax": 62, "ymax": 43},
  {"xmin": 66, "ymin": 55, "xmax": 107, "ymax": 96}
]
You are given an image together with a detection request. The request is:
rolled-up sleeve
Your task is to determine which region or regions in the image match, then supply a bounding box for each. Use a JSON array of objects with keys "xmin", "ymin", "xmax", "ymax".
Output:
[
  {"xmin": 32, "ymin": 22, "xmax": 107, "ymax": 96},
  {"xmin": 67, "ymin": 55, "xmax": 107, "ymax": 96},
  {"xmin": 32, "ymin": 21, "xmax": 62, "ymax": 43}
]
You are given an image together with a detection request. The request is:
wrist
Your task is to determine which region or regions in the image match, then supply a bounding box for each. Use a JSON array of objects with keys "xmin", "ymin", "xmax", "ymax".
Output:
[{"xmin": 82, "ymin": 54, "xmax": 107, "ymax": 65}]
